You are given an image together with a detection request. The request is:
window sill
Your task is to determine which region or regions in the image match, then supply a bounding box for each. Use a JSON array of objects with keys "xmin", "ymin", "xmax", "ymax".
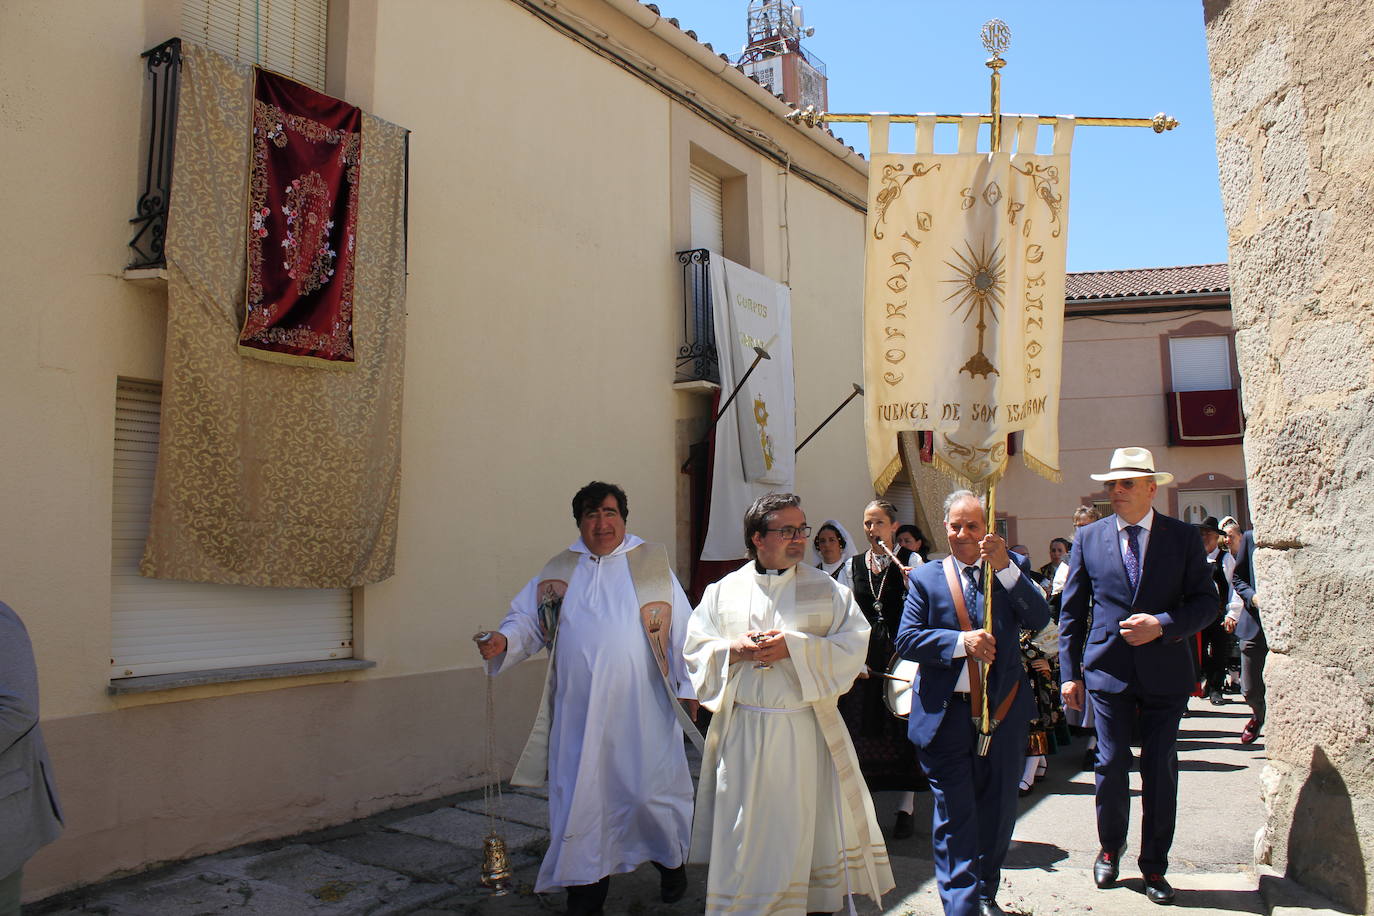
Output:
[
  {"xmin": 108, "ymin": 658, "xmax": 376, "ymax": 695},
  {"xmin": 122, "ymin": 267, "xmax": 168, "ymax": 285},
  {"xmin": 673, "ymin": 380, "xmax": 721, "ymax": 393}
]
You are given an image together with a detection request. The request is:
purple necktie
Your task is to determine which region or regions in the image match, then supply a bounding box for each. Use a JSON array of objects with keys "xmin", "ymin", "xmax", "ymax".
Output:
[{"xmin": 1124, "ymin": 524, "xmax": 1143, "ymax": 591}]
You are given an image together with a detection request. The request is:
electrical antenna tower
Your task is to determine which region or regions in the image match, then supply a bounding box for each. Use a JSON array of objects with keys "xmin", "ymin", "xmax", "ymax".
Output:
[{"xmin": 737, "ymin": 2, "xmax": 828, "ymax": 112}]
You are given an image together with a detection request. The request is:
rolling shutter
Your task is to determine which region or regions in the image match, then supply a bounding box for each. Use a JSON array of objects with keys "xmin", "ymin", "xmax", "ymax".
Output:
[
  {"xmin": 1168, "ymin": 335, "xmax": 1231, "ymax": 392},
  {"xmin": 182, "ymin": 0, "xmax": 329, "ymax": 90},
  {"xmin": 111, "ymin": 380, "xmax": 353, "ymax": 679},
  {"xmin": 689, "ymin": 164, "xmax": 725, "ymax": 254},
  {"xmin": 885, "ymin": 480, "xmax": 917, "ymax": 529}
]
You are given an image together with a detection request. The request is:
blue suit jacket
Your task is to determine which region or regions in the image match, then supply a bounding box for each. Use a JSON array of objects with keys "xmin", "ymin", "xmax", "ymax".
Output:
[
  {"xmin": 1058, "ymin": 513, "xmax": 1216, "ymax": 695},
  {"xmin": 894, "ymin": 554, "xmax": 1051, "ymax": 748},
  {"xmin": 1230, "ymin": 530, "xmax": 1262, "ymax": 640}
]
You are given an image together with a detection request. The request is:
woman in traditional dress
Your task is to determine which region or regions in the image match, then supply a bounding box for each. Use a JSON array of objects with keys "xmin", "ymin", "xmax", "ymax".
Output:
[
  {"xmin": 812, "ymin": 519, "xmax": 857, "ymax": 591},
  {"xmin": 1019, "ymin": 622, "xmax": 1072, "ymax": 795},
  {"xmin": 838, "ymin": 499, "xmax": 927, "ymax": 840}
]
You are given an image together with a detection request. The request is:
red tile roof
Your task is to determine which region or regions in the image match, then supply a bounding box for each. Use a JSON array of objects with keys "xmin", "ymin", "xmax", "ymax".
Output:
[{"xmin": 1065, "ymin": 263, "xmax": 1229, "ymax": 301}]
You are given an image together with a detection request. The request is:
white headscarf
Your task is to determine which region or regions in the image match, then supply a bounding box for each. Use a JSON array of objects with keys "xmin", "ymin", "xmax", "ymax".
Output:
[{"xmin": 812, "ymin": 518, "xmax": 859, "ymax": 574}]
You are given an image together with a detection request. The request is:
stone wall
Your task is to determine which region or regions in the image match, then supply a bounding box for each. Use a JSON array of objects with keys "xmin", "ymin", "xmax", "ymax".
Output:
[{"xmin": 1204, "ymin": 0, "xmax": 1374, "ymax": 911}]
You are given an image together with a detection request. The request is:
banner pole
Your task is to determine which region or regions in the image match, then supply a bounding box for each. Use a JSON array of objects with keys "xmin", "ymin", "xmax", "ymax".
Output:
[
  {"xmin": 795, "ymin": 383, "xmax": 863, "ymax": 454},
  {"xmin": 977, "ymin": 482, "xmax": 997, "ymax": 756}
]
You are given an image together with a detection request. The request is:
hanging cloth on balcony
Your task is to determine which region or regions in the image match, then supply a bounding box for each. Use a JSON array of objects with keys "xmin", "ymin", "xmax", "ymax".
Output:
[
  {"xmin": 239, "ymin": 69, "xmax": 363, "ymax": 368},
  {"xmin": 142, "ymin": 42, "xmax": 407, "ymax": 588}
]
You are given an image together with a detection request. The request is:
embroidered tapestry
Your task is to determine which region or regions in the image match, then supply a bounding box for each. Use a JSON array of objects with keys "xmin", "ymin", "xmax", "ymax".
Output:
[
  {"xmin": 1167, "ymin": 389, "xmax": 1244, "ymax": 446},
  {"xmin": 142, "ymin": 42, "xmax": 407, "ymax": 588},
  {"xmin": 862, "ymin": 115, "xmax": 1074, "ymax": 491},
  {"xmin": 240, "ymin": 68, "xmax": 362, "ymax": 368}
]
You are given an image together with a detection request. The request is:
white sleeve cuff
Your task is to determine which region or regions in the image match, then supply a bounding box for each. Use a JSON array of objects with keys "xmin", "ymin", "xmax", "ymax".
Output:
[{"xmin": 952, "ymin": 635, "xmax": 968, "ymax": 658}]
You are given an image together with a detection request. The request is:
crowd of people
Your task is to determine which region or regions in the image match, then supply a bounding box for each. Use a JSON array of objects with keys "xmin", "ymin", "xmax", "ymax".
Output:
[{"xmin": 466, "ymin": 445, "xmax": 1266, "ymax": 916}]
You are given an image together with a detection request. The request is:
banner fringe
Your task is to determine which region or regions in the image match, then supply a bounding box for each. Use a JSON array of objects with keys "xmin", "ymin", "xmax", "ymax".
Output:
[
  {"xmin": 1022, "ymin": 451, "xmax": 1064, "ymax": 484},
  {"xmin": 872, "ymin": 453, "xmax": 903, "ymax": 496}
]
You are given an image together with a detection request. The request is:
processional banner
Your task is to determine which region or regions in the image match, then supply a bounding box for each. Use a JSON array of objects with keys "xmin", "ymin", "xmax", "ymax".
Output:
[
  {"xmin": 863, "ymin": 115, "xmax": 1074, "ymax": 491},
  {"xmin": 701, "ymin": 254, "xmax": 796, "ymax": 560},
  {"xmin": 240, "ymin": 69, "xmax": 363, "ymax": 368}
]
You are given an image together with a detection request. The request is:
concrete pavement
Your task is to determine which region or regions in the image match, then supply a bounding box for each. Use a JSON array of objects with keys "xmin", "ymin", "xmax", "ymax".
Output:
[{"xmin": 29, "ymin": 697, "xmax": 1348, "ymax": 915}]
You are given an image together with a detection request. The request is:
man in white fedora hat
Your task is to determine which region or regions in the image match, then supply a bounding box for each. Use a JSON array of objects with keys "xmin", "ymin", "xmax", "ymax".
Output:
[{"xmin": 1058, "ymin": 447, "xmax": 1216, "ymax": 905}]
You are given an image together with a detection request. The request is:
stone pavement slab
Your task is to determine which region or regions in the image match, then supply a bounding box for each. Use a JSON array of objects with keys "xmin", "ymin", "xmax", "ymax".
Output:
[{"xmin": 29, "ymin": 700, "xmax": 1354, "ymax": 916}]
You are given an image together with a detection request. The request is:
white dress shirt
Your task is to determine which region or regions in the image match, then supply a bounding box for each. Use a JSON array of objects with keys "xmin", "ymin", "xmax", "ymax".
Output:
[
  {"xmin": 948, "ymin": 557, "xmax": 1024, "ymax": 692},
  {"xmin": 1220, "ymin": 549, "xmax": 1244, "ymax": 621}
]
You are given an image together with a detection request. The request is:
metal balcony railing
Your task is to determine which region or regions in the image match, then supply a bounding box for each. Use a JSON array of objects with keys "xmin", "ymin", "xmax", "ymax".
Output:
[
  {"xmin": 128, "ymin": 39, "xmax": 181, "ymax": 270},
  {"xmin": 675, "ymin": 249, "xmax": 719, "ymax": 385}
]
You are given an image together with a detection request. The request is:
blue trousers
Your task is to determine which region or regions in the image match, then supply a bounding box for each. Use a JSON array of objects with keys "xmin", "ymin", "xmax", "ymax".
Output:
[
  {"xmin": 1089, "ymin": 688, "xmax": 1189, "ymax": 875},
  {"xmin": 916, "ymin": 695, "xmax": 1028, "ymax": 916}
]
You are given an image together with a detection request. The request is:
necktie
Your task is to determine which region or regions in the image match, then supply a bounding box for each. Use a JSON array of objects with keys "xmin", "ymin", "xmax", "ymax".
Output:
[
  {"xmin": 1124, "ymin": 524, "xmax": 1142, "ymax": 591},
  {"xmin": 963, "ymin": 566, "xmax": 982, "ymax": 626}
]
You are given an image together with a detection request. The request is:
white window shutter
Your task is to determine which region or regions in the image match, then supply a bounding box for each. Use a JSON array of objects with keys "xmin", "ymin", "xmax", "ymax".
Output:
[
  {"xmin": 182, "ymin": 0, "xmax": 329, "ymax": 91},
  {"xmin": 689, "ymin": 164, "xmax": 725, "ymax": 254},
  {"xmin": 1169, "ymin": 335, "xmax": 1231, "ymax": 392},
  {"xmin": 112, "ymin": 380, "xmax": 353, "ymax": 679}
]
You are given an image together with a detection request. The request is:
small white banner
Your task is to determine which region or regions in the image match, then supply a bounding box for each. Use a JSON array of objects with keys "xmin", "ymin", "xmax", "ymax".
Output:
[{"xmin": 702, "ymin": 254, "xmax": 796, "ymax": 560}]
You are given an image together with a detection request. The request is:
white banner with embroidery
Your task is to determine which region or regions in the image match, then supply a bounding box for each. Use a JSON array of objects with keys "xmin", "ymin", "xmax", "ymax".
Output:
[
  {"xmin": 863, "ymin": 114, "xmax": 1073, "ymax": 492},
  {"xmin": 701, "ymin": 253, "xmax": 796, "ymax": 560}
]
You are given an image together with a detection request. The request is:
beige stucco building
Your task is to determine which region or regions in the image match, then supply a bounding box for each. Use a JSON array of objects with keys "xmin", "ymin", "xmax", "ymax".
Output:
[
  {"xmin": 1, "ymin": 0, "xmax": 878, "ymax": 901},
  {"xmin": 993, "ymin": 264, "xmax": 1248, "ymax": 569}
]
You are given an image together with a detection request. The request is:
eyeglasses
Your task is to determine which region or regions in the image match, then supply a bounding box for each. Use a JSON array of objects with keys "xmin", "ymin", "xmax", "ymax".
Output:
[
  {"xmin": 766, "ymin": 525, "xmax": 812, "ymax": 540},
  {"xmin": 1106, "ymin": 478, "xmax": 1145, "ymax": 490}
]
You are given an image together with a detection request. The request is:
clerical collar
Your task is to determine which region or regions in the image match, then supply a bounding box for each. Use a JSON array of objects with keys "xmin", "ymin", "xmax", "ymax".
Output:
[{"xmin": 753, "ymin": 562, "xmax": 786, "ymax": 576}]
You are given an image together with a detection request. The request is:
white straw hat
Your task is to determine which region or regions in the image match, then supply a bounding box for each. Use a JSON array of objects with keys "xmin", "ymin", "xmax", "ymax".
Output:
[{"xmin": 1089, "ymin": 447, "xmax": 1175, "ymax": 485}]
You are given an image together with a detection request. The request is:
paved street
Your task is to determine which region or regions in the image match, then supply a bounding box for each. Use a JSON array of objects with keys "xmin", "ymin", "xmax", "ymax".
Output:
[{"xmin": 32, "ymin": 696, "xmax": 1332, "ymax": 915}]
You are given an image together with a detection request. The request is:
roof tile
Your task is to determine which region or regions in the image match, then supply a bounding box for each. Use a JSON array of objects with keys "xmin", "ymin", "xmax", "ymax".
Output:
[{"xmin": 1065, "ymin": 263, "xmax": 1229, "ymax": 301}]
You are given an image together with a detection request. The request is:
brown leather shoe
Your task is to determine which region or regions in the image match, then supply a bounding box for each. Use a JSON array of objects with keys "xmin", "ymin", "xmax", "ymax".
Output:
[{"xmin": 1240, "ymin": 718, "xmax": 1261, "ymax": 744}]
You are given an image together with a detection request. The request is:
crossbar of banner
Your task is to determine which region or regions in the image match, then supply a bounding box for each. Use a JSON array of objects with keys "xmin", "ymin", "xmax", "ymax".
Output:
[{"xmin": 785, "ymin": 110, "xmax": 1180, "ymax": 133}]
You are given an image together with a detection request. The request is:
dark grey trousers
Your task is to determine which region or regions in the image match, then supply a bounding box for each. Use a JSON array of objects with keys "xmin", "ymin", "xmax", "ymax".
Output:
[
  {"xmin": 0, "ymin": 867, "xmax": 21, "ymax": 916},
  {"xmin": 1240, "ymin": 630, "xmax": 1268, "ymax": 726}
]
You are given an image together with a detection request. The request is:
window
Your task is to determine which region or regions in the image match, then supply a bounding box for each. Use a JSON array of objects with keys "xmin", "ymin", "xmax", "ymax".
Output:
[
  {"xmin": 1168, "ymin": 335, "xmax": 1231, "ymax": 392},
  {"xmin": 112, "ymin": 380, "xmax": 353, "ymax": 679},
  {"xmin": 1177, "ymin": 488, "xmax": 1239, "ymax": 526},
  {"xmin": 182, "ymin": 0, "xmax": 328, "ymax": 90},
  {"xmin": 689, "ymin": 164, "xmax": 725, "ymax": 254}
]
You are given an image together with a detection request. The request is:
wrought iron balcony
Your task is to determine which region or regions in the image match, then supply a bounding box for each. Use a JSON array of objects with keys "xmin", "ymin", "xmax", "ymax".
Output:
[
  {"xmin": 128, "ymin": 39, "xmax": 181, "ymax": 270},
  {"xmin": 676, "ymin": 248, "xmax": 719, "ymax": 385}
]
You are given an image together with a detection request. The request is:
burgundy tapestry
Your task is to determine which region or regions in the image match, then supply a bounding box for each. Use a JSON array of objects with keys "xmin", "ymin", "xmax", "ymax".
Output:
[
  {"xmin": 1167, "ymin": 389, "xmax": 1244, "ymax": 447},
  {"xmin": 240, "ymin": 69, "xmax": 363, "ymax": 368}
]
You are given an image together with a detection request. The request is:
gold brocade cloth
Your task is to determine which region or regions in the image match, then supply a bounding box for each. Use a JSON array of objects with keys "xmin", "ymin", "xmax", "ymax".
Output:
[{"xmin": 141, "ymin": 42, "xmax": 407, "ymax": 588}]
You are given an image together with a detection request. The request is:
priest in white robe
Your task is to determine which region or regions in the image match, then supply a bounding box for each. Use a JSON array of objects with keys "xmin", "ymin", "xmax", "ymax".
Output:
[
  {"xmin": 476, "ymin": 481, "xmax": 700, "ymax": 916},
  {"xmin": 685, "ymin": 493, "xmax": 894, "ymax": 916}
]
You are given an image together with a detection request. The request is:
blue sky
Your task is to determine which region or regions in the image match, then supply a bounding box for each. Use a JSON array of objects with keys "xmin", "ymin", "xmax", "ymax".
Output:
[{"xmin": 660, "ymin": 1, "xmax": 1227, "ymax": 273}]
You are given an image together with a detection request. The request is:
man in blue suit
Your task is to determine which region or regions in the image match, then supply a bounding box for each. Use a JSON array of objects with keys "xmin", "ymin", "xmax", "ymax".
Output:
[
  {"xmin": 1221, "ymin": 520, "xmax": 1265, "ymax": 744},
  {"xmin": 895, "ymin": 490, "xmax": 1050, "ymax": 916},
  {"xmin": 1059, "ymin": 448, "xmax": 1217, "ymax": 905}
]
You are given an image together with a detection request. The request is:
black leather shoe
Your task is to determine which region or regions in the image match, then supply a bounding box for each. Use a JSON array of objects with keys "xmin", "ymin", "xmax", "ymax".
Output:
[
  {"xmin": 979, "ymin": 899, "xmax": 1006, "ymax": 915},
  {"xmin": 1093, "ymin": 848, "xmax": 1122, "ymax": 888},
  {"xmin": 1143, "ymin": 873, "xmax": 1175, "ymax": 904},
  {"xmin": 1209, "ymin": 691, "xmax": 1225, "ymax": 705},
  {"xmin": 566, "ymin": 876, "xmax": 610, "ymax": 916},
  {"xmin": 1081, "ymin": 746, "xmax": 1097, "ymax": 771},
  {"xmin": 893, "ymin": 810, "xmax": 915, "ymax": 839},
  {"xmin": 652, "ymin": 862, "xmax": 688, "ymax": 903}
]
